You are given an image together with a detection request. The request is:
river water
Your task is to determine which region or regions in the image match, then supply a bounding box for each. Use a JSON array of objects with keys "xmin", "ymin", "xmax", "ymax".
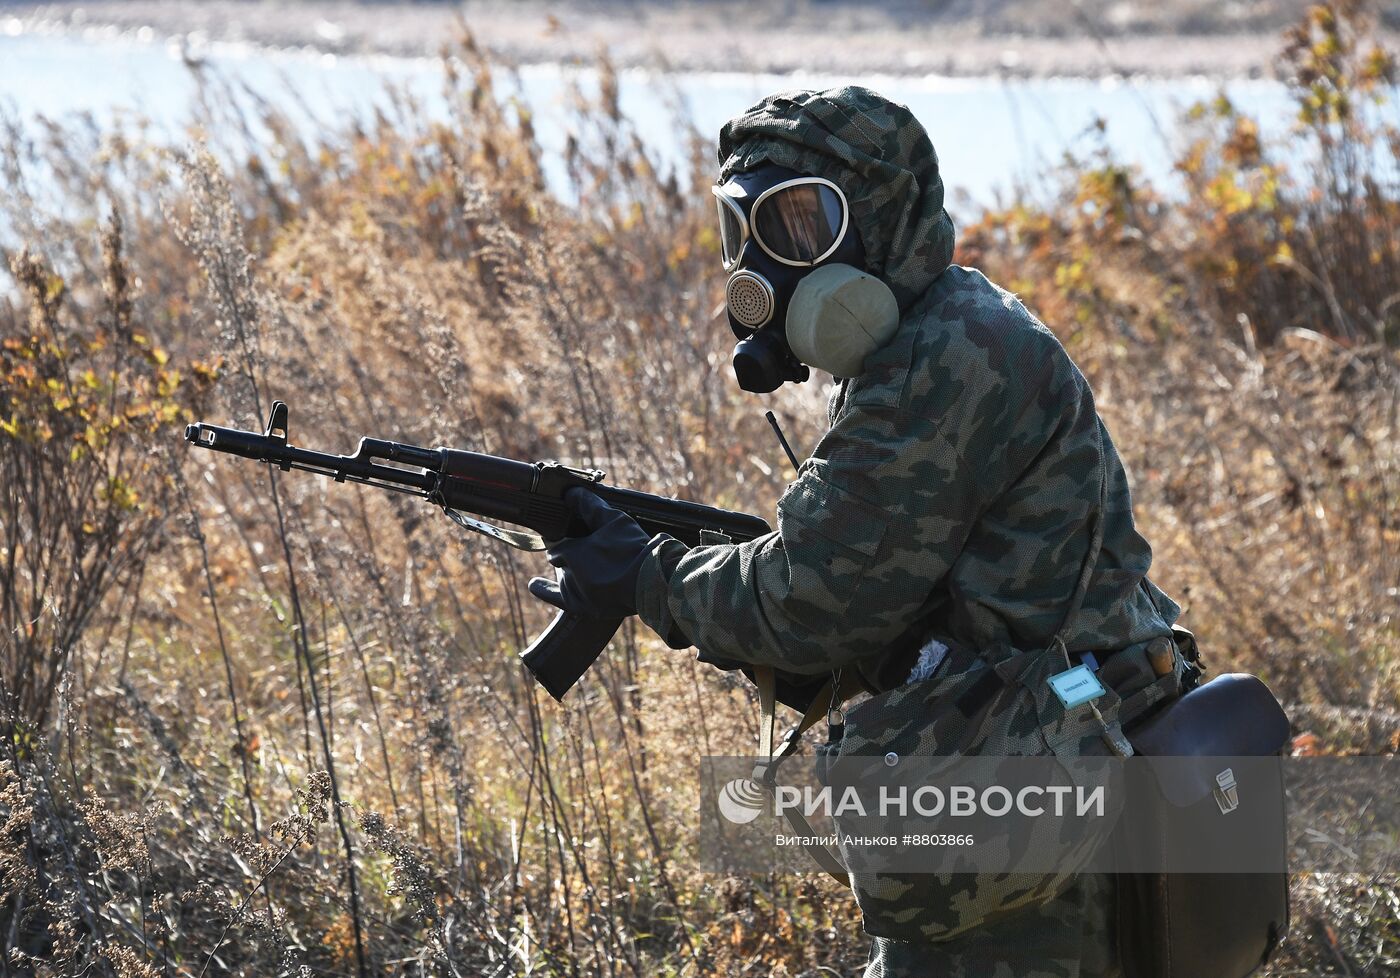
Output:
[{"xmin": 2, "ymin": 32, "xmax": 1299, "ymax": 215}]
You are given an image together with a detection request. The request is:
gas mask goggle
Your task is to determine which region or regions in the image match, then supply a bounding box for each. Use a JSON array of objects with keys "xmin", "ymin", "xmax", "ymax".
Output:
[{"xmin": 714, "ymin": 164, "xmax": 897, "ymax": 393}]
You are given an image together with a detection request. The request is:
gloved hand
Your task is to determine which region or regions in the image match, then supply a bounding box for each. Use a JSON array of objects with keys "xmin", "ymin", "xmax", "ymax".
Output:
[{"xmin": 527, "ymin": 487, "xmax": 654, "ymax": 619}]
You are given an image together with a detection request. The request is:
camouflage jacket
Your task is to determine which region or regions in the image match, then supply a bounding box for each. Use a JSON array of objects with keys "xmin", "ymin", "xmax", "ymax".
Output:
[{"xmin": 634, "ymin": 87, "xmax": 1179, "ymax": 697}]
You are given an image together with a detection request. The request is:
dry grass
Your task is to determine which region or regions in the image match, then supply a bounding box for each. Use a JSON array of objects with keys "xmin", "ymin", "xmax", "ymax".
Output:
[{"xmin": 0, "ymin": 4, "xmax": 1397, "ymax": 976}]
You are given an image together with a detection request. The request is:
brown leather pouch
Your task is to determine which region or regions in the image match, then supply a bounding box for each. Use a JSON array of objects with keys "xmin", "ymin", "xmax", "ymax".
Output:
[{"xmin": 1116, "ymin": 673, "xmax": 1292, "ymax": 978}]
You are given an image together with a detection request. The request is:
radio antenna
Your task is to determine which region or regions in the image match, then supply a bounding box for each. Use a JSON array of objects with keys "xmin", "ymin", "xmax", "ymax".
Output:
[{"xmin": 764, "ymin": 410, "xmax": 802, "ymax": 472}]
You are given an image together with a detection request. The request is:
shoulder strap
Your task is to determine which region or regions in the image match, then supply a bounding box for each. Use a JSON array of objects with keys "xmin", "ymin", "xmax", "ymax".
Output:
[
  {"xmin": 753, "ymin": 666, "xmax": 850, "ymax": 885},
  {"xmin": 1049, "ymin": 418, "xmax": 1110, "ymax": 656},
  {"xmin": 1046, "ymin": 418, "xmax": 1133, "ymax": 756}
]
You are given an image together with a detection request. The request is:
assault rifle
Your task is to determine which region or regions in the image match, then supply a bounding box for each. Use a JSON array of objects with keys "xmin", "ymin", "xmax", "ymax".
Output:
[{"xmin": 185, "ymin": 401, "xmax": 771, "ymax": 699}]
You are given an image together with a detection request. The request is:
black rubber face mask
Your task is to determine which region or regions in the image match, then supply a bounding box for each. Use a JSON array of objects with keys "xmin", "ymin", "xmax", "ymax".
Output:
[{"xmin": 713, "ymin": 163, "xmax": 867, "ymax": 393}]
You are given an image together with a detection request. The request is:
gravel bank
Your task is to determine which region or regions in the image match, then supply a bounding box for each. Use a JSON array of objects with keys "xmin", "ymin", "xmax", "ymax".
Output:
[{"xmin": 8, "ymin": 1, "xmax": 1393, "ymax": 78}]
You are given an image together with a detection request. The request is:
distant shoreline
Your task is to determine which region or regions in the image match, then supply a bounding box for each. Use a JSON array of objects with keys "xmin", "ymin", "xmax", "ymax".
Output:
[{"xmin": 7, "ymin": 1, "xmax": 1393, "ymax": 79}]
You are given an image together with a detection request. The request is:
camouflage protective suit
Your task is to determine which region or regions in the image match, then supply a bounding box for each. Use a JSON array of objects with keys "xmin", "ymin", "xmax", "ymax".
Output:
[{"xmin": 632, "ymin": 87, "xmax": 1182, "ymax": 977}]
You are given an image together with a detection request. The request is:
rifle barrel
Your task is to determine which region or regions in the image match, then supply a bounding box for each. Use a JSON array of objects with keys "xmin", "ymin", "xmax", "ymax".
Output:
[{"xmin": 184, "ymin": 422, "xmax": 438, "ymax": 494}]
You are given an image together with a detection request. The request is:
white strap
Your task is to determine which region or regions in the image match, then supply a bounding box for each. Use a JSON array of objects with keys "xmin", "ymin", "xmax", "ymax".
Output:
[{"xmin": 753, "ymin": 666, "xmax": 850, "ymax": 885}]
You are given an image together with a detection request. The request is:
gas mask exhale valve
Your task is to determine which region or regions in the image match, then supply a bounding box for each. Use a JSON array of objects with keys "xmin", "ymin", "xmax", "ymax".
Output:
[
  {"xmin": 732, "ymin": 321, "xmax": 805, "ymax": 393},
  {"xmin": 714, "ymin": 163, "xmax": 868, "ymax": 393}
]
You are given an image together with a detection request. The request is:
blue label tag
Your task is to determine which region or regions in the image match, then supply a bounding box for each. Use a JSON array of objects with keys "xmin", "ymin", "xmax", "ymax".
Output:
[{"xmin": 1047, "ymin": 664, "xmax": 1107, "ymax": 709}]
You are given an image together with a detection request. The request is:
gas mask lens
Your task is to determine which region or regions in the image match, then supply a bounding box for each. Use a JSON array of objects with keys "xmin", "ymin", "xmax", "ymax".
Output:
[
  {"xmin": 714, "ymin": 191, "xmax": 746, "ymax": 270},
  {"xmin": 752, "ymin": 180, "xmax": 847, "ymax": 265},
  {"xmin": 712, "ymin": 176, "xmax": 849, "ymax": 269}
]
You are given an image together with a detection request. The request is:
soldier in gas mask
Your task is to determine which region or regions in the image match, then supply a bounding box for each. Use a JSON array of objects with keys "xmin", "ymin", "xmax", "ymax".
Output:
[{"xmin": 531, "ymin": 86, "xmax": 1187, "ymax": 977}]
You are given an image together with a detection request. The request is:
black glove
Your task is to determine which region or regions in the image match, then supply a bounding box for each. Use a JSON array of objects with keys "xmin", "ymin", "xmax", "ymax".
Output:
[{"xmin": 527, "ymin": 487, "xmax": 654, "ymax": 619}]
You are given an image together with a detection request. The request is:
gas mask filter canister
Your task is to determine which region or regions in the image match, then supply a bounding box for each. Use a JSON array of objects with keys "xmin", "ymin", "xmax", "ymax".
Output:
[{"xmin": 785, "ymin": 263, "xmax": 900, "ymax": 379}]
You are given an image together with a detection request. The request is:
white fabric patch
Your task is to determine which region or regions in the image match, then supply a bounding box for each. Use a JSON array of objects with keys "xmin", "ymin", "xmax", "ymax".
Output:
[{"xmin": 906, "ymin": 638, "xmax": 950, "ymax": 684}]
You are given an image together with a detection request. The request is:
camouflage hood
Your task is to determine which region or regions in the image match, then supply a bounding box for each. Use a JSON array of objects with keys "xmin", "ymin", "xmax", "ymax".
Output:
[{"xmin": 717, "ymin": 86, "xmax": 956, "ymax": 311}]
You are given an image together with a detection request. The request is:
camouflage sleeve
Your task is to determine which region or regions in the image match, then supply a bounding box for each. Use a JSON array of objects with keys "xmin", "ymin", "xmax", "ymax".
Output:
[
  {"xmin": 633, "ymin": 400, "xmax": 970, "ymax": 674},
  {"xmin": 634, "ymin": 303, "xmax": 1073, "ymax": 676}
]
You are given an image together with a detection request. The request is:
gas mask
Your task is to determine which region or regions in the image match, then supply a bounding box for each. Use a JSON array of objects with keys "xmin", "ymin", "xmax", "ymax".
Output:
[{"xmin": 713, "ymin": 164, "xmax": 896, "ymax": 392}]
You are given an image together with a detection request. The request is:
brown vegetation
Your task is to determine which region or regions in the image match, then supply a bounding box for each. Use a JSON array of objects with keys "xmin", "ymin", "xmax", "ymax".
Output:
[{"xmin": 0, "ymin": 3, "xmax": 1396, "ymax": 976}]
